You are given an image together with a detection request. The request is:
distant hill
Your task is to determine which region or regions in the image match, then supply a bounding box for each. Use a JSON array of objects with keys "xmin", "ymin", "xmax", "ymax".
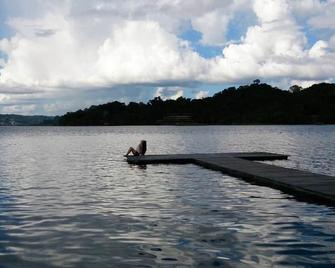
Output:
[
  {"xmin": 55, "ymin": 82, "xmax": 335, "ymax": 125},
  {"xmin": 0, "ymin": 114, "xmax": 54, "ymax": 126}
]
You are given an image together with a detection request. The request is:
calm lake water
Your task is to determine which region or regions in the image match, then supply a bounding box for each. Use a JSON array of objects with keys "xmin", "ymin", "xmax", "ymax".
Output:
[{"xmin": 0, "ymin": 125, "xmax": 334, "ymax": 267}]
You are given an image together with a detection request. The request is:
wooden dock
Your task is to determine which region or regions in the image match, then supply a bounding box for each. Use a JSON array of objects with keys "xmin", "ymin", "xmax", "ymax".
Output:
[{"xmin": 125, "ymin": 152, "xmax": 335, "ymax": 205}]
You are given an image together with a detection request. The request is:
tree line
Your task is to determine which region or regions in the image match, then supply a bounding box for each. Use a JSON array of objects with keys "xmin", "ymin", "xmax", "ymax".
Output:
[{"xmin": 56, "ymin": 82, "xmax": 335, "ymax": 125}]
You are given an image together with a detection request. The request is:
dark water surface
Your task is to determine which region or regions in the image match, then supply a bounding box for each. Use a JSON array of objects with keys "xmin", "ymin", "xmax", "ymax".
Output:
[{"xmin": 0, "ymin": 126, "xmax": 334, "ymax": 267}]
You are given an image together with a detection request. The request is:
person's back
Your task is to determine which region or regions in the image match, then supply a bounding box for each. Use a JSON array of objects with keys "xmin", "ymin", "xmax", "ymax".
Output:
[
  {"xmin": 136, "ymin": 140, "xmax": 147, "ymax": 155},
  {"xmin": 125, "ymin": 140, "xmax": 147, "ymax": 156}
]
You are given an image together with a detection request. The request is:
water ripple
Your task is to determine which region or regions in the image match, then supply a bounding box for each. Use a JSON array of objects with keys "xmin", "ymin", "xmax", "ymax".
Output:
[{"xmin": 0, "ymin": 126, "xmax": 334, "ymax": 267}]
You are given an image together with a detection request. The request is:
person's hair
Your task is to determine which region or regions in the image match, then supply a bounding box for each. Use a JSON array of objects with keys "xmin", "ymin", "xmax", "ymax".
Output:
[{"xmin": 140, "ymin": 140, "xmax": 147, "ymax": 155}]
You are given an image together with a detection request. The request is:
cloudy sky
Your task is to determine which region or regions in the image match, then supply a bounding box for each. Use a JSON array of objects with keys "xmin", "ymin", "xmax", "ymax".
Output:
[{"xmin": 0, "ymin": 0, "xmax": 334, "ymax": 115}]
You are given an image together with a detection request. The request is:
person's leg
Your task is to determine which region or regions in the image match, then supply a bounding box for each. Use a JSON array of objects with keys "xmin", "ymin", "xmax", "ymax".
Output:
[
  {"xmin": 126, "ymin": 147, "xmax": 135, "ymax": 156},
  {"xmin": 125, "ymin": 147, "xmax": 139, "ymax": 156}
]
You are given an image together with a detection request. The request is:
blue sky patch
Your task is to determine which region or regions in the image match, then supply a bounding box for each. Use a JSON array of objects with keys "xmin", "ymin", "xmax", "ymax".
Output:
[
  {"xmin": 226, "ymin": 10, "xmax": 257, "ymax": 43},
  {"xmin": 179, "ymin": 27, "xmax": 223, "ymax": 59}
]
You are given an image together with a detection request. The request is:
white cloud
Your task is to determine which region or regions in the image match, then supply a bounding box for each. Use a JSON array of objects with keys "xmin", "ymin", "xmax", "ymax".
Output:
[
  {"xmin": 309, "ymin": 40, "xmax": 329, "ymax": 58},
  {"xmin": 253, "ymin": 0, "xmax": 290, "ymax": 23},
  {"xmin": 330, "ymin": 35, "xmax": 335, "ymax": 47},
  {"xmin": 307, "ymin": 0, "xmax": 335, "ymax": 29},
  {"xmin": 195, "ymin": 90, "xmax": 209, "ymax": 99},
  {"xmin": 290, "ymin": 0, "xmax": 335, "ymax": 31},
  {"xmin": 0, "ymin": 16, "xmax": 205, "ymax": 88},
  {"xmin": 291, "ymin": 79, "xmax": 331, "ymax": 88},
  {"xmin": 2, "ymin": 104, "xmax": 37, "ymax": 114},
  {"xmin": 309, "ymin": 15, "xmax": 335, "ymax": 29},
  {"xmin": 0, "ymin": 58, "xmax": 6, "ymax": 67},
  {"xmin": 192, "ymin": 11, "xmax": 231, "ymax": 46},
  {"xmin": 0, "ymin": 94, "xmax": 10, "ymax": 102},
  {"xmin": 206, "ymin": 0, "xmax": 335, "ymax": 82},
  {"xmin": 95, "ymin": 20, "xmax": 205, "ymax": 85},
  {"xmin": 291, "ymin": 0, "xmax": 326, "ymax": 14},
  {"xmin": 0, "ymin": 0, "xmax": 334, "ymax": 114},
  {"xmin": 155, "ymin": 87, "xmax": 183, "ymax": 100}
]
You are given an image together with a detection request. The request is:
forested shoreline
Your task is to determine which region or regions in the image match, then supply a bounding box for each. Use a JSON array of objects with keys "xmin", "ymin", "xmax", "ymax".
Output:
[{"xmin": 55, "ymin": 82, "xmax": 335, "ymax": 126}]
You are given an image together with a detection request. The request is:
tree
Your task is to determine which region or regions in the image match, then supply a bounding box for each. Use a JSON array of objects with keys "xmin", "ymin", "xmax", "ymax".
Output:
[
  {"xmin": 289, "ymin": 85, "xmax": 303, "ymax": 93},
  {"xmin": 56, "ymin": 82, "xmax": 335, "ymax": 125},
  {"xmin": 253, "ymin": 79, "xmax": 260, "ymax": 85}
]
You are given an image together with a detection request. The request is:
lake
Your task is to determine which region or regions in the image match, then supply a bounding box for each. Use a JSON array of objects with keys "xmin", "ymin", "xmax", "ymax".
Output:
[{"xmin": 0, "ymin": 125, "xmax": 334, "ymax": 267}]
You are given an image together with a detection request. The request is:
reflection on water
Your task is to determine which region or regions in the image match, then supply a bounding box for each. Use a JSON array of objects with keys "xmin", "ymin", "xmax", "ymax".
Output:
[{"xmin": 0, "ymin": 126, "xmax": 334, "ymax": 267}]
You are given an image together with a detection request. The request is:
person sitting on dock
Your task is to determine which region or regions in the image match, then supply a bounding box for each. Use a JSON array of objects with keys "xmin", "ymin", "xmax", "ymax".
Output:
[{"xmin": 125, "ymin": 140, "xmax": 147, "ymax": 156}]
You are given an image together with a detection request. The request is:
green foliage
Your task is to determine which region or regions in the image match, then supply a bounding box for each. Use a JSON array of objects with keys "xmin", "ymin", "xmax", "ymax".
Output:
[
  {"xmin": 289, "ymin": 85, "xmax": 303, "ymax": 93},
  {"xmin": 0, "ymin": 114, "xmax": 54, "ymax": 126},
  {"xmin": 57, "ymin": 83, "xmax": 335, "ymax": 125},
  {"xmin": 253, "ymin": 79, "xmax": 261, "ymax": 85}
]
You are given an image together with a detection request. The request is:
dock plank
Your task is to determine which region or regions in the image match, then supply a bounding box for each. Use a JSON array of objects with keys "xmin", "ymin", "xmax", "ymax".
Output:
[
  {"xmin": 125, "ymin": 152, "xmax": 335, "ymax": 205},
  {"xmin": 125, "ymin": 152, "xmax": 288, "ymax": 164}
]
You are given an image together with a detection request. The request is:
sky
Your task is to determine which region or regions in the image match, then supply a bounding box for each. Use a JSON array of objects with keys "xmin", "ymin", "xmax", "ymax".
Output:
[{"xmin": 0, "ymin": 0, "xmax": 334, "ymax": 115}]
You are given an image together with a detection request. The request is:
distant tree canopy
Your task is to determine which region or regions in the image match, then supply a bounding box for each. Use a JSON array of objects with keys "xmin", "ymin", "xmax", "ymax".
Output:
[
  {"xmin": 289, "ymin": 85, "xmax": 303, "ymax": 93},
  {"xmin": 253, "ymin": 79, "xmax": 261, "ymax": 85},
  {"xmin": 0, "ymin": 114, "xmax": 54, "ymax": 126},
  {"xmin": 57, "ymin": 82, "xmax": 335, "ymax": 126}
]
